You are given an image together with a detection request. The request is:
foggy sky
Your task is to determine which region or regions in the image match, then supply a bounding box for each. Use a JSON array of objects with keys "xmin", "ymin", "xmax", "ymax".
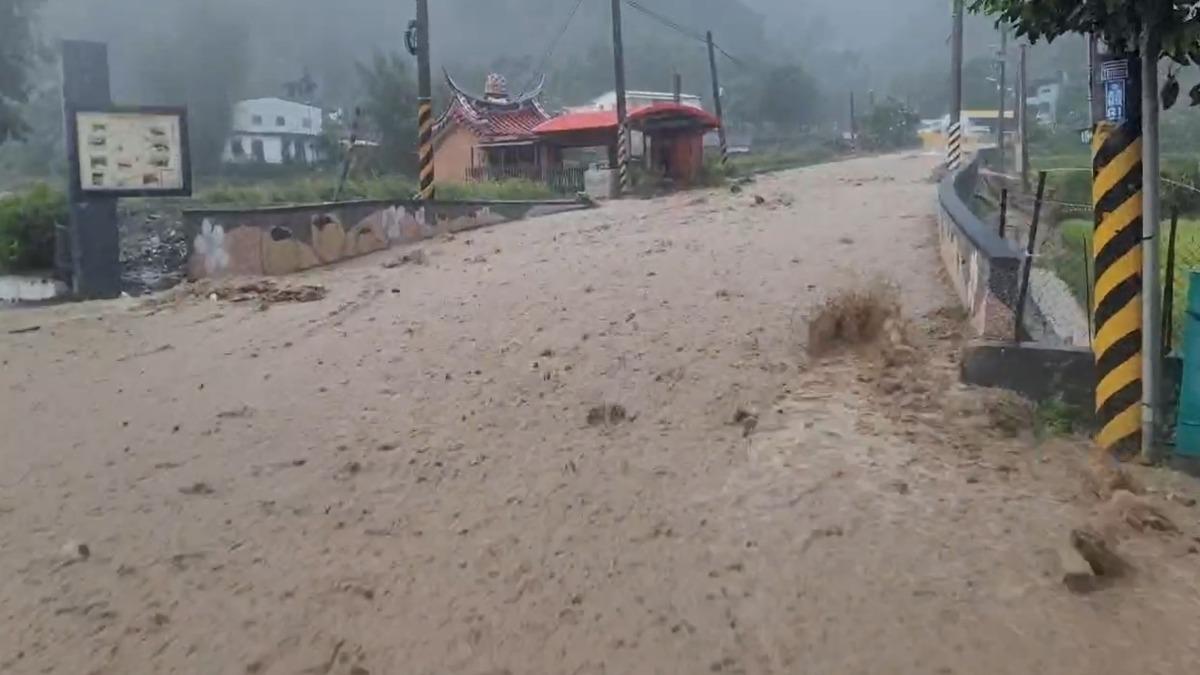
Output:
[{"xmin": 34, "ymin": 0, "xmax": 1074, "ymax": 112}]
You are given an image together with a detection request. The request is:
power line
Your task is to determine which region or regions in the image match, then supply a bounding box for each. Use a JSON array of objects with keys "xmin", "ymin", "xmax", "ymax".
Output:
[
  {"xmin": 520, "ymin": 0, "xmax": 588, "ymax": 95},
  {"xmin": 621, "ymin": 0, "xmax": 747, "ymax": 67}
]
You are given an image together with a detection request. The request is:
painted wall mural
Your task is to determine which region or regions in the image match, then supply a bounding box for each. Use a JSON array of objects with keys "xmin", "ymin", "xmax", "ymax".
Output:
[{"xmin": 183, "ymin": 199, "xmax": 588, "ymax": 279}]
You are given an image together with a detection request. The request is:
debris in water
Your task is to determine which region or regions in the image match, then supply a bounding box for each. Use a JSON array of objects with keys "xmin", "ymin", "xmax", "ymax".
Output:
[
  {"xmin": 382, "ymin": 249, "xmax": 427, "ymax": 268},
  {"xmin": 180, "ymin": 482, "xmax": 215, "ymax": 496},
  {"xmin": 187, "ymin": 280, "xmax": 326, "ymax": 305},
  {"xmin": 587, "ymin": 403, "xmax": 628, "ymax": 426}
]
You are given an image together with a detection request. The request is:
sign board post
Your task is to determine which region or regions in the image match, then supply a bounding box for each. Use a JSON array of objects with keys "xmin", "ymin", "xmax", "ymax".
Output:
[
  {"xmin": 61, "ymin": 40, "xmax": 119, "ymax": 299},
  {"xmin": 61, "ymin": 40, "xmax": 192, "ymax": 299}
]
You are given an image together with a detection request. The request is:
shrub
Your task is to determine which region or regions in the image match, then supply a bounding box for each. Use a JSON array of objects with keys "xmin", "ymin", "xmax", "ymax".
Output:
[
  {"xmin": 438, "ymin": 179, "xmax": 555, "ymax": 201},
  {"xmin": 0, "ymin": 184, "xmax": 66, "ymax": 273}
]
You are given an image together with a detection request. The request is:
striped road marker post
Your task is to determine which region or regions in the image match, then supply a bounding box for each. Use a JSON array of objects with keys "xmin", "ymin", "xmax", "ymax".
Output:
[
  {"xmin": 946, "ymin": 122, "xmax": 963, "ymax": 170},
  {"xmin": 417, "ymin": 97, "xmax": 435, "ymax": 200},
  {"xmin": 617, "ymin": 123, "xmax": 630, "ymax": 194},
  {"xmin": 1092, "ymin": 120, "xmax": 1144, "ymax": 453}
]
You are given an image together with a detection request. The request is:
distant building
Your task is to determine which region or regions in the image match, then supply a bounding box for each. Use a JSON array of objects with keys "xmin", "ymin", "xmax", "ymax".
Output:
[
  {"xmin": 433, "ymin": 73, "xmax": 552, "ymax": 184},
  {"xmin": 568, "ymin": 90, "xmax": 704, "ymax": 113},
  {"xmin": 223, "ymin": 98, "xmax": 325, "ymax": 166},
  {"xmin": 1027, "ymin": 81, "xmax": 1062, "ymax": 127},
  {"xmin": 567, "ymin": 90, "xmax": 713, "ymax": 154}
]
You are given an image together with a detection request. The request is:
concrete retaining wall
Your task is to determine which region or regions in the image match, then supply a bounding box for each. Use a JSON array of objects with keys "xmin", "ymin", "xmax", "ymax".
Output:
[
  {"xmin": 936, "ymin": 151, "xmax": 1024, "ymax": 340},
  {"xmin": 182, "ymin": 198, "xmax": 590, "ymax": 279}
]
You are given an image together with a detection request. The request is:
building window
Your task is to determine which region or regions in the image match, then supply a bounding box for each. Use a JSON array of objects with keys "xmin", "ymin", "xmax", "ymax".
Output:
[
  {"xmin": 251, "ymin": 139, "xmax": 265, "ymax": 162},
  {"xmin": 251, "ymin": 114, "xmax": 263, "ymax": 126},
  {"xmin": 276, "ymin": 116, "xmax": 286, "ymax": 127},
  {"xmin": 230, "ymin": 138, "xmax": 245, "ymax": 157},
  {"xmin": 302, "ymin": 118, "xmax": 312, "ymax": 129}
]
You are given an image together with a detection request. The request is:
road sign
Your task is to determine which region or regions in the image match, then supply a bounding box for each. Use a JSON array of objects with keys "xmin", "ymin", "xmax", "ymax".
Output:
[
  {"xmin": 69, "ymin": 107, "xmax": 192, "ymax": 197},
  {"xmin": 1105, "ymin": 80, "xmax": 1127, "ymax": 123}
]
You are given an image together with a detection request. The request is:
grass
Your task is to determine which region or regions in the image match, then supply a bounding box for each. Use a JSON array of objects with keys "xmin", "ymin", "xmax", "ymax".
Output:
[
  {"xmin": 1050, "ymin": 217, "xmax": 1200, "ymax": 351},
  {"xmin": 193, "ymin": 175, "xmax": 557, "ymax": 207},
  {"xmin": 1034, "ymin": 397, "xmax": 1086, "ymax": 438}
]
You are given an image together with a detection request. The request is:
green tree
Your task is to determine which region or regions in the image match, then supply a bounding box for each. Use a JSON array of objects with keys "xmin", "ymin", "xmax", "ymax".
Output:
[
  {"xmin": 129, "ymin": 0, "xmax": 250, "ymax": 172},
  {"xmin": 968, "ymin": 1, "xmax": 1200, "ymax": 65},
  {"xmin": 356, "ymin": 52, "xmax": 418, "ymax": 174},
  {"xmin": 0, "ymin": 0, "xmax": 43, "ymax": 143},
  {"xmin": 751, "ymin": 63, "xmax": 821, "ymax": 131},
  {"xmin": 859, "ymin": 98, "xmax": 921, "ymax": 151}
]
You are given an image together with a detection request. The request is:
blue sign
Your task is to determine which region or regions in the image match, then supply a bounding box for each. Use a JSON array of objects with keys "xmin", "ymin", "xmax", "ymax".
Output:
[{"xmin": 1105, "ymin": 80, "xmax": 1127, "ymax": 122}]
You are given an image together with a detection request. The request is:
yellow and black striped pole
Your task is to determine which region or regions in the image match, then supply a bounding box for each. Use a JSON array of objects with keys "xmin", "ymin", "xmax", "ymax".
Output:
[
  {"xmin": 946, "ymin": 122, "xmax": 963, "ymax": 170},
  {"xmin": 417, "ymin": 98, "xmax": 435, "ymax": 200},
  {"xmin": 414, "ymin": 0, "xmax": 435, "ymax": 200},
  {"xmin": 1092, "ymin": 119, "xmax": 1144, "ymax": 452}
]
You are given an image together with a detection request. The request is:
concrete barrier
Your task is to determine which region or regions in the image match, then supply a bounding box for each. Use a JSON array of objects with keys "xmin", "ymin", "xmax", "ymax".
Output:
[
  {"xmin": 936, "ymin": 151, "xmax": 1024, "ymax": 340},
  {"xmin": 961, "ymin": 340, "xmax": 1095, "ymax": 413},
  {"xmin": 182, "ymin": 198, "xmax": 591, "ymax": 279}
]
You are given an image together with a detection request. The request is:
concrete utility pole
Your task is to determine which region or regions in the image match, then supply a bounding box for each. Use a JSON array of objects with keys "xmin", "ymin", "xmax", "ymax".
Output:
[
  {"xmin": 1090, "ymin": 39, "xmax": 1145, "ymax": 456},
  {"xmin": 1141, "ymin": 25, "xmax": 1163, "ymax": 462},
  {"xmin": 1018, "ymin": 44, "xmax": 1029, "ymax": 188},
  {"xmin": 706, "ymin": 30, "xmax": 728, "ymax": 167},
  {"xmin": 415, "ymin": 0, "xmax": 435, "ymax": 199},
  {"xmin": 996, "ymin": 24, "xmax": 1008, "ymax": 169},
  {"xmin": 1088, "ymin": 35, "xmax": 1104, "ymax": 126},
  {"xmin": 672, "ymin": 73, "xmax": 682, "ymax": 103},
  {"xmin": 849, "ymin": 92, "xmax": 857, "ymax": 150},
  {"xmin": 610, "ymin": 0, "xmax": 630, "ymax": 194},
  {"xmin": 948, "ymin": 0, "xmax": 965, "ymax": 169}
]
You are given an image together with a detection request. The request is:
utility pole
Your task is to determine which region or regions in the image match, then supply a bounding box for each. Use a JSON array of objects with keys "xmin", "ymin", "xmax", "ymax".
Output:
[
  {"xmin": 706, "ymin": 30, "xmax": 728, "ymax": 167},
  {"xmin": 414, "ymin": 0, "xmax": 434, "ymax": 199},
  {"xmin": 849, "ymin": 92, "xmax": 857, "ymax": 150},
  {"xmin": 610, "ymin": 0, "xmax": 630, "ymax": 195},
  {"xmin": 672, "ymin": 73, "xmax": 682, "ymax": 103},
  {"xmin": 1088, "ymin": 35, "xmax": 1103, "ymax": 126},
  {"xmin": 1090, "ymin": 38, "xmax": 1145, "ymax": 457},
  {"xmin": 948, "ymin": 0, "xmax": 965, "ymax": 170},
  {"xmin": 995, "ymin": 24, "xmax": 1008, "ymax": 170},
  {"xmin": 1141, "ymin": 25, "xmax": 1163, "ymax": 462},
  {"xmin": 1018, "ymin": 44, "xmax": 1029, "ymax": 188}
]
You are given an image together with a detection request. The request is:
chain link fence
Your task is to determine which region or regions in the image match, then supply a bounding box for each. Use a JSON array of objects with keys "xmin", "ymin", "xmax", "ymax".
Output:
[{"xmin": 974, "ymin": 165, "xmax": 1200, "ymax": 353}]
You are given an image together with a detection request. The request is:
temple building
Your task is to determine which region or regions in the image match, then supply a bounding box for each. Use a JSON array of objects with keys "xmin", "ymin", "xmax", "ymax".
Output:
[{"xmin": 432, "ymin": 72, "xmax": 552, "ymax": 185}]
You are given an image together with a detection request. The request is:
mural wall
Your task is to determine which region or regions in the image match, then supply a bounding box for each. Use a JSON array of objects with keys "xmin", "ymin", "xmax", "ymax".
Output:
[{"xmin": 183, "ymin": 199, "xmax": 589, "ymax": 279}]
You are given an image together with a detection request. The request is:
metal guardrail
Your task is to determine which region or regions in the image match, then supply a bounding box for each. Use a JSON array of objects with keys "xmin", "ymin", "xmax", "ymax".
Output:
[{"xmin": 465, "ymin": 165, "xmax": 586, "ymax": 194}]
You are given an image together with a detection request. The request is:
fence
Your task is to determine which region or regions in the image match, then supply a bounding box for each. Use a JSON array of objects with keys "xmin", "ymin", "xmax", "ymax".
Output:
[
  {"xmin": 465, "ymin": 165, "xmax": 586, "ymax": 195},
  {"xmin": 975, "ymin": 165, "xmax": 1200, "ymax": 355}
]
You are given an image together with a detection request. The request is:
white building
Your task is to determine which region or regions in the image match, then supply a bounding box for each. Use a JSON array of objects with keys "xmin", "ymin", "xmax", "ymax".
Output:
[
  {"xmin": 568, "ymin": 90, "xmax": 704, "ymax": 113},
  {"xmin": 223, "ymin": 98, "xmax": 325, "ymax": 165},
  {"xmin": 1027, "ymin": 82, "xmax": 1062, "ymax": 127},
  {"xmin": 566, "ymin": 90, "xmax": 715, "ymax": 156}
]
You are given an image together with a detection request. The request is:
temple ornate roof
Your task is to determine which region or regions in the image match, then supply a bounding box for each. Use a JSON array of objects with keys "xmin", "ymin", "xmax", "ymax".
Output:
[{"xmin": 434, "ymin": 71, "xmax": 550, "ymax": 144}]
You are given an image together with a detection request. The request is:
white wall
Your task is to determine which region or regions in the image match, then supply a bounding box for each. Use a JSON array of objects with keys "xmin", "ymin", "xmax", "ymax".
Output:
[
  {"xmin": 579, "ymin": 91, "xmax": 704, "ymax": 112},
  {"xmin": 223, "ymin": 133, "xmax": 323, "ymax": 165}
]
